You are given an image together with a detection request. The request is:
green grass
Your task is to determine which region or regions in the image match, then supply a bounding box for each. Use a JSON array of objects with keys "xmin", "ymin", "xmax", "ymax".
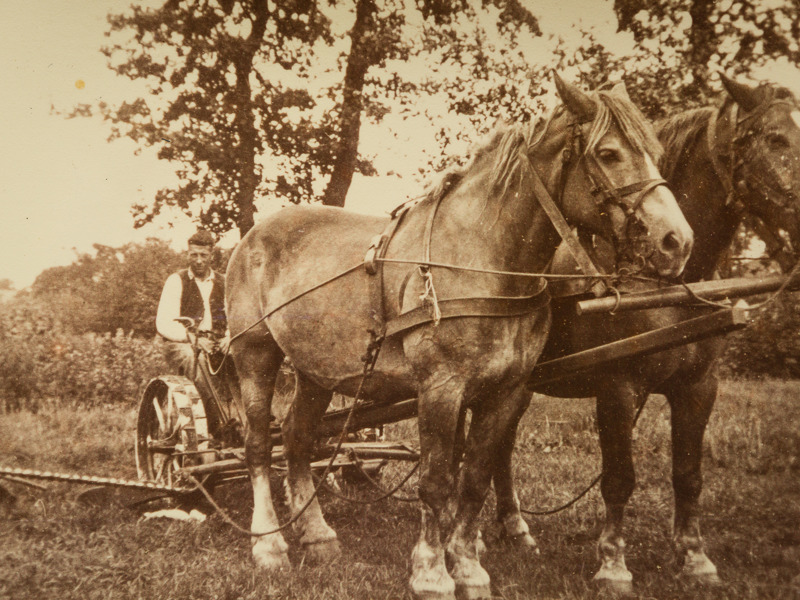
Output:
[{"xmin": 1, "ymin": 379, "xmax": 799, "ymax": 599}]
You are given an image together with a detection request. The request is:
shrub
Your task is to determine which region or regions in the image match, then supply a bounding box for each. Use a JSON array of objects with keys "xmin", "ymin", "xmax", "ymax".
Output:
[
  {"xmin": 720, "ymin": 291, "xmax": 800, "ymax": 378},
  {"xmin": 0, "ymin": 299, "xmax": 168, "ymax": 411}
]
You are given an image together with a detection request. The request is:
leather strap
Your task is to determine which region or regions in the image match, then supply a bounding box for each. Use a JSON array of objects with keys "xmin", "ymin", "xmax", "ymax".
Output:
[
  {"xmin": 706, "ymin": 101, "xmax": 738, "ymax": 208},
  {"xmin": 364, "ymin": 204, "xmax": 412, "ymax": 339},
  {"xmin": 385, "ymin": 282, "xmax": 550, "ymax": 339},
  {"xmin": 520, "ymin": 146, "xmax": 607, "ymax": 296}
]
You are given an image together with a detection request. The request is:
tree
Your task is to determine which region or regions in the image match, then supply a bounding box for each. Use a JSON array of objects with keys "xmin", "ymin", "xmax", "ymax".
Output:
[
  {"xmin": 31, "ymin": 239, "xmax": 186, "ymax": 337},
  {"xmin": 602, "ymin": 0, "xmax": 800, "ymax": 118},
  {"xmin": 74, "ymin": 0, "xmax": 542, "ymax": 236},
  {"xmin": 85, "ymin": 1, "xmax": 337, "ymax": 237}
]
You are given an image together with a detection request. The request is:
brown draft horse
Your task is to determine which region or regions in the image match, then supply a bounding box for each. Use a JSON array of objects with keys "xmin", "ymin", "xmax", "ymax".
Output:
[
  {"xmin": 225, "ymin": 74, "xmax": 692, "ymax": 600},
  {"xmin": 493, "ymin": 76, "xmax": 800, "ymax": 591}
]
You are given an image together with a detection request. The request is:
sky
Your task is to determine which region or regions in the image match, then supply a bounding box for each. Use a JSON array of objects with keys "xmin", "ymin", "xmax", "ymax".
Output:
[{"xmin": 0, "ymin": 1, "xmax": 797, "ymax": 289}]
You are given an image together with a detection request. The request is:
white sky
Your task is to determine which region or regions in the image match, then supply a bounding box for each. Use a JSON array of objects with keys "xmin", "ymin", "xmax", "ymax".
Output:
[{"xmin": 0, "ymin": 1, "xmax": 797, "ymax": 288}]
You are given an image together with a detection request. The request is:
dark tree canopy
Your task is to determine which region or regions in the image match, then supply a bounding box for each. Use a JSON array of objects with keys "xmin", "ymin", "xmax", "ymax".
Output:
[
  {"xmin": 75, "ymin": 0, "xmax": 797, "ymax": 239},
  {"xmin": 74, "ymin": 0, "xmax": 541, "ymax": 237},
  {"xmin": 31, "ymin": 240, "xmax": 187, "ymax": 337}
]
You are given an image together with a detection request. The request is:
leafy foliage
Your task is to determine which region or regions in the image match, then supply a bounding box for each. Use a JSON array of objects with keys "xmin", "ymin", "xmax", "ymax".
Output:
[
  {"xmin": 571, "ymin": 0, "xmax": 800, "ymax": 119},
  {"xmin": 721, "ymin": 292, "xmax": 800, "ymax": 379},
  {"xmin": 73, "ymin": 0, "xmax": 543, "ymax": 236},
  {"xmin": 29, "ymin": 239, "xmax": 194, "ymax": 338},
  {"xmin": 0, "ymin": 299, "xmax": 168, "ymax": 411}
]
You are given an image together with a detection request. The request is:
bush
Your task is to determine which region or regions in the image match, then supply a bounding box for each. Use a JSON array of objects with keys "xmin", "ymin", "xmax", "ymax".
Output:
[
  {"xmin": 720, "ymin": 291, "xmax": 800, "ymax": 379},
  {"xmin": 0, "ymin": 299, "xmax": 168, "ymax": 411}
]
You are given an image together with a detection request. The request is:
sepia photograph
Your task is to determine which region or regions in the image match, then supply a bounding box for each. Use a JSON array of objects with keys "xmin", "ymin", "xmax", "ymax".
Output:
[{"xmin": 1, "ymin": 1, "xmax": 799, "ymax": 598}]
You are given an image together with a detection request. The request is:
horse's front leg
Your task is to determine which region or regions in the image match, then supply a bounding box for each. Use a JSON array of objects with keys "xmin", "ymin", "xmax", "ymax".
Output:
[
  {"xmin": 282, "ymin": 372, "xmax": 339, "ymax": 563},
  {"xmin": 447, "ymin": 385, "xmax": 532, "ymax": 600},
  {"xmin": 491, "ymin": 391, "xmax": 537, "ymax": 549},
  {"xmin": 410, "ymin": 373, "xmax": 465, "ymax": 600},
  {"xmin": 232, "ymin": 337, "xmax": 290, "ymax": 570},
  {"xmin": 666, "ymin": 374, "xmax": 720, "ymax": 583},
  {"xmin": 594, "ymin": 382, "xmax": 642, "ymax": 592}
]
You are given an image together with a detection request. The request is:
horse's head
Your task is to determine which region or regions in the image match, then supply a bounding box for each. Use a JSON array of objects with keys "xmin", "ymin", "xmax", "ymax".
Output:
[
  {"xmin": 547, "ymin": 73, "xmax": 693, "ymax": 278},
  {"xmin": 718, "ymin": 75, "xmax": 800, "ymax": 266}
]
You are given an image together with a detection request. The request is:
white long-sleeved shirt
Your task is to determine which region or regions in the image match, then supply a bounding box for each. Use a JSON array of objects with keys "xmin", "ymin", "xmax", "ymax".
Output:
[{"xmin": 155, "ymin": 270, "xmax": 217, "ymax": 342}]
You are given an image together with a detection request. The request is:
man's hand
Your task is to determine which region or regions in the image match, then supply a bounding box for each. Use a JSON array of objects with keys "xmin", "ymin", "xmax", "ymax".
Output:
[
  {"xmin": 196, "ymin": 336, "xmax": 216, "ymax": 355},
  {"xmin": 217, "ymin": 332, "xmax": 231, "ymax": 355}
]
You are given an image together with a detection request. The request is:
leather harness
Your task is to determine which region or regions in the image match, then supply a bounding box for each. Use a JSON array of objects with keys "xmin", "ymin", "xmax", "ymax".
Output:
[{"xmin": 363, "ymin": 112, "xmax": 664, "ymax": 343}]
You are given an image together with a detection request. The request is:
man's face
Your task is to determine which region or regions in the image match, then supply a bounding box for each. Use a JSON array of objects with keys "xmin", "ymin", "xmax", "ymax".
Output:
[{"xmin": 188, "ymin": 244, "xmax": 213, "ymax": 278}]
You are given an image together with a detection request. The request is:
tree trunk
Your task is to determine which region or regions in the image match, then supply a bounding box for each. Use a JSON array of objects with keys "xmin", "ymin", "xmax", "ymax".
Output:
[
  {"xmin": 688, "ymin": 0, "xmax": 715, "ymax": 101},
  {"xmin": 321, "ymin": 0, "xmax": 378, "ymax": 208},
  {"xmin": 233, "ymin": 0, "xmax": 269, "ymax": 237}
]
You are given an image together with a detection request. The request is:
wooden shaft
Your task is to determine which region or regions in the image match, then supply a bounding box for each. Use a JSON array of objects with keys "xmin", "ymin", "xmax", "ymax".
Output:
[
  {"xmin": 527, "ymin": 307, "xmax": 748, "ymax": 389},
  {"xmin": 576, "ymin": 274, "xmax": 800, "ymax": 315},
  {"xmin": 270, "ymin": 399, "xmax": 420, "ymax": 446}
]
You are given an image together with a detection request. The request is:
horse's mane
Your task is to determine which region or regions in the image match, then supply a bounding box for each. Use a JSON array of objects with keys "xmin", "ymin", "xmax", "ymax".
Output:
[
  {"xmin": 656, "ymin": 107, "xmax": 715, "ymax": 181},
  {"xmin": 422, "ymin": 89, "xmax": 665, "ymax": 206}
]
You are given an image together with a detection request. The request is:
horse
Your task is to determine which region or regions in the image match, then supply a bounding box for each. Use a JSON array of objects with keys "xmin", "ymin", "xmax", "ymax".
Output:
[
  {"xmin": 225, "ymin": 73, "xmax": 692, "ymax": 600},
  {"xmin": 491, "ymin": 75, "xmax": 800, "ymax": 591}
]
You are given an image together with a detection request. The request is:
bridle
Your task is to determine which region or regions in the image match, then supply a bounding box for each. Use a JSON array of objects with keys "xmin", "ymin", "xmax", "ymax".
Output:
[
  {"xmin": 709, "ymin": 85, "xmax": 800, "ymax": 213},
  {"xmin": 559, "ymin": 114, "xmax": 670, "ymax": 271},
  {"xmin": 707, "ymin": 85, "xmax": 800, "ymax": 264}
]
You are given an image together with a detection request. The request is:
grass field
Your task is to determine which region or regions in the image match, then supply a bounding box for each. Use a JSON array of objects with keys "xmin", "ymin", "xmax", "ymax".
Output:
[{"xmin": 1, "ymin": 378, "xmax": 799, "ymax": 599}]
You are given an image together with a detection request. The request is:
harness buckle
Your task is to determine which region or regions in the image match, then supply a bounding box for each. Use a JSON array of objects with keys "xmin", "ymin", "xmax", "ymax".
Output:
[{"xmin": 364, "ymin": 234, "xmax": 386, "ymax": 275}]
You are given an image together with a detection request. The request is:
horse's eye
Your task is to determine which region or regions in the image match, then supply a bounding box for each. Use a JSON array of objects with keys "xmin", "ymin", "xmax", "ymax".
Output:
[
  {"xmin": 597, "ymin": 149, "xmax": 621, "ymax": 163},
  {"xmin": 765, "ymin": 133, "xmax": 789, "ymax": 150}
]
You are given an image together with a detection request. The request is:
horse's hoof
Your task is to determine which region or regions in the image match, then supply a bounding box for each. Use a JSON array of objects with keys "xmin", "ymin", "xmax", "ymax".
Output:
[
  {"xmin": 302, "ymin": 538, "xmax": 342, "ymax": 565},
  {"xmin": 410, "ymin": 577, "xmax": 456, "ymax": 600},
  {"xmin": 691, "ymin": 572, "xmax": 722, "ymax": 586},
  {"xmin": 252, "ymin": 534, "xmax": 290, "ymax": 571},
  {"xmin": 593, "ymin": 577, "xmax": 634, "ymax": 596},
  {"xmin": 679, "ymin": 549, "xmax": 719, "ymax": 584},
  {"xmin": 679, "ymin": 569, "xmax": 721, "ymax": 586},
  {"xmin": 451, "ymin": 556, "xmax": 491, "ymax": 600},
  {"xmin": 253, "ymin": 548, "xmax": 291, "ymax": 572},
  {"xmin": 455, "ymin": 582, "xmax": 492, "ymax": 600},
  {"xmin": 594, "ymin": 564, "xmax": 634, "ymax": 596},
  {"xmin": 410, "ymin": 562, "xmax": 456, "ymax": 600},
  {"xmin": 507, "ymin": 532, "xmax": 539, "ymax": 551}
]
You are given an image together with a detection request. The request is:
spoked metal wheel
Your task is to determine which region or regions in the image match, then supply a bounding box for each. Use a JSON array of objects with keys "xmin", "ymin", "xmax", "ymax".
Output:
[{"xmin": 135, "ymin": 376, "xmax": 211, "ymax": 487}]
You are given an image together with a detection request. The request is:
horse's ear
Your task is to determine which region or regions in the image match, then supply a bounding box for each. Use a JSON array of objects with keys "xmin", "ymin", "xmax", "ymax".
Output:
[
  {"xmin": 553, "ymin": 71, "xmax": 596, "ymax": 122},
  {"xmin": 610, "ymin": 80, "xmax": 631, "ymax": 102},
  {"xmin": 719, "ymin": 73, "xmax": 761, "ymax": 112}
]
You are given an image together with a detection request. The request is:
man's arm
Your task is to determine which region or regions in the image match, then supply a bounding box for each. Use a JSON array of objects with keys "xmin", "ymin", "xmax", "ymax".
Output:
[{"xmin": 156, "ymin": 273, "xmax": 189, "ymax": 342}]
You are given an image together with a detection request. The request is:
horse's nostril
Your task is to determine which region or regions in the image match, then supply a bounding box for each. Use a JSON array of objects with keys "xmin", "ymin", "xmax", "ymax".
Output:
[{"xmin": 662, "ymin": 231, "xmax": 681, "ymax": 253}]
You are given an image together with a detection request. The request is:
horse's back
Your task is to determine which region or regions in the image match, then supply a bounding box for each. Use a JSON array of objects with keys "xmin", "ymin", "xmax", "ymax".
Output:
[{"xmin": 226, "ymin": 205, "xmax": 399, "ymax": 389}]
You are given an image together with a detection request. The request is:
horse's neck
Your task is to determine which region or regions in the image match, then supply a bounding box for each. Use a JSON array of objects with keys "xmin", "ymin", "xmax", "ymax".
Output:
[
  {"xmin": 436, "ymin": 147, "xmax": 563, "ymax": 288},
  {"xmin": 672, "ymin": 129, "xmax": 742, "ymax": 282}
]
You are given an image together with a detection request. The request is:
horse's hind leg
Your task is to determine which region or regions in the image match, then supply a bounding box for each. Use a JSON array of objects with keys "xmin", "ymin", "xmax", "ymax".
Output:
[
  {"xmin": 232, "ymin": 335, "xmax": 290, "ymax": 570},
  {"xmin": 282, "ymin": 371, "xmax": 340, "ymax": 563},
  {"xmin": 666, "ymin": 374, "xmax": 720, "ymax": 583},
  {"xmin": 491, "ymin": 394, "xmax": 537, "ymax": 549}
]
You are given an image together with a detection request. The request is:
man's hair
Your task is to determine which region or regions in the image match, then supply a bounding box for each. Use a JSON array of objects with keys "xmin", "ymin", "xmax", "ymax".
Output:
[{"xmin": 188, "ymin": 229, "xmax": 215, "ymax": 247}]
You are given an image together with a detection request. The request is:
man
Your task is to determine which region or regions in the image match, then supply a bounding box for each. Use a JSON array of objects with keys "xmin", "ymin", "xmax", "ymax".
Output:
[{"xmin": 156, "ymin": 229, "xmax": 239, "ymax": 439}]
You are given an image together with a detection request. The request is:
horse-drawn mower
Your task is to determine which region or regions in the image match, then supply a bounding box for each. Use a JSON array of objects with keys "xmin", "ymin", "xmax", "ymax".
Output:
[
  {"xmin": 0, "ymin": 273, "xmax": 791, "ymax": 508},
  {"xmin": 134, "ymin": 273, "xmax": 778, "ymax": 503}
]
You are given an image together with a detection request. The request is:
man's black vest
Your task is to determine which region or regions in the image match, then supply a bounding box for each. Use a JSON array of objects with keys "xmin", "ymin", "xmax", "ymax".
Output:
[{"xmin": 178, "ymin": 269, "xmax": 227, "ymax": 335}]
